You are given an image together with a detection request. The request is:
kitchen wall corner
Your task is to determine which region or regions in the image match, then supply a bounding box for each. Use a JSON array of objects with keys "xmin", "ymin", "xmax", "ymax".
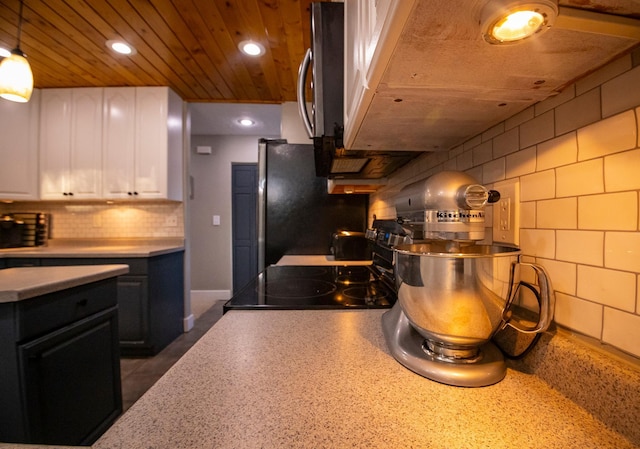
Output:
[{"xmin": 370, "ymin": 49, "xmax": 640, "ymax": 360}]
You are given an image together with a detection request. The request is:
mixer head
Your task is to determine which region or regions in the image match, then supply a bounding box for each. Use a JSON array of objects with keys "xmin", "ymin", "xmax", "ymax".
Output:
[{"xmin": 395, "ymin": 171, "xmax": 500, "ymax": 243}]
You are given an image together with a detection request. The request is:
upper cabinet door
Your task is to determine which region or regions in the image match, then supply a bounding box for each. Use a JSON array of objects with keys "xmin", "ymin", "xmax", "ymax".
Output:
[
  {"xmin": 103, "ymin": 88, "xmax": 136, "ymax": 198},
  {"xmin": 40, "ymin": 88, "xmax": 103, "ymax": 200},
  {"xmin": 69, "ymin": 88, "xmax": 103, "ymax": 198},
  {"xmin": 103, "ymin": 87, "xmax": 183, "ymax": 200},
  {"xmin": 40, "ymin": 89, "xmax": 73, "ymax": 198},
  {"xmin": 134, "ymin": 87, "xmax": 169, "ymax": 199},
  {"xmin": 0, "ymin": 90, "xmax": 40, "ymax": 200}
]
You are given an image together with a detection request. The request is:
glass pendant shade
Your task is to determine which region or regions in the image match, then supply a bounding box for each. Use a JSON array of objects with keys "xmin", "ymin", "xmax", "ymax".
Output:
[{"xmin": 0, "ymin": 49, "xmax": 33, "ymax": 102}]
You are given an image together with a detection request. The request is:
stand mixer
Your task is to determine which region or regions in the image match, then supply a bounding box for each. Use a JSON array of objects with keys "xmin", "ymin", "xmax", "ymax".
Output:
[{"xmin": 381, "ymin": 171, "xmax": 555, "ymax": 387}]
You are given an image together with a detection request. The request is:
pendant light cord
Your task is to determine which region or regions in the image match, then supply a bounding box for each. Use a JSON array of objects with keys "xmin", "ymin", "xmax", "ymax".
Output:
[{"xmin": 16, "ymin": 0, "xmax": 24, "ymax": 50}]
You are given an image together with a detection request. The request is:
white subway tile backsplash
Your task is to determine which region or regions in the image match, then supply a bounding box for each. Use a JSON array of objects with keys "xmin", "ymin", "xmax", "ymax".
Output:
[
  {"xmin": 493, "ymin": 127, "xmax": 519, "ymax": 158},
  {"xmin": 537, "ymin": 198, "xmax": 577, "ymax": 229},
  {"xmin": 576, "ymin": 54, "xmax": 631, "ymax": 95},
  {"xmin": 506, "ymin": 146, "xmax": 536, "ymax": 178},
  {"xmin": 456, "ymin": 150, "xmax": 473, "ymax": 171},
  {"xmin": 605, "ymin": 232, "xmax": 640, "ymax": 272},
  {"xmin": 520, "ymin": 229, "xmax": 555, "ymax": 258},
  {"xmin": 482, "ymin": 158, "xmax": 505, "ymax": 184},
  {"xmin": 602, "ymin": 308, "xmax": 640, "ymax": 357},
  {"xmin": 556, "ymin": 159, "xmax": 604, "ymax": 198},
  {"xmin": 604, "ymin": 149, "xmax": 640, "ymax": 192},
  {"xmin": 520, "ymin": 201, "xmax": 536, "ymax": 229},
  {"xmin": 505, "ymin": 106, "xmax": 534, "ymax": 130},
  {"xmin": 579, "ymin": 192, "xmax": 637, "ymax": 231},
  {"xmin": 521, "ymin": 170, "xmax": 555, "ymax": 201},
  {"xmin": 482, "ymin": 122, "xmax": 504, "ymax": 142},
  {"xmin": 555, "ymin": 88, "xmax": 601, "ymax": 136},
  {"xmin": 601, "ymin": 65, "xmax": 640, "ymax": 118},
  {"xmin": 472, "ymin": 140, "xmax": 493, "ymax": 166},
  {"xmin": 520, "ymin": 110, "xmax": 555, "ymax": 148},
  {"xmin": 537, "ymin": 258, "xmax": 576, "ymax": 296},
  {"xmin": 537, "ymin": 132, "xmax": 577, "ymax": 171},
  {"xmin": 577, "ymin": 265, "xmax": 636, "ymax": 312},
  {"xmin": 535, "ymin": 85, "xmax": 575, "ymax": 115},
  {"xmin": 554, "ymin": 292, "xmax": 603, "ymax": 339},
  {"xmin": 556, "ymin": 230, "xmax": 604, "ymax": 266},
  {"xmin": 577, "ymin": 110, "xmax": 637, "ymax": 161}
]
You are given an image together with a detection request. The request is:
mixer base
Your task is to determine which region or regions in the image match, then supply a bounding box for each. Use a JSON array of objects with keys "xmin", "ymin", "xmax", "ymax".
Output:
[{"xmin": 381, "ymin": 303, "xmax": 507, "ymax": 387}]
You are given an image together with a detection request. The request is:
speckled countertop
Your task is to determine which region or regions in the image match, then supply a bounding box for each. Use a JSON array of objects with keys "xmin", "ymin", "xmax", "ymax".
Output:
[
  {"xmin": 0, "ymin": 265, "xmax": 129, "ymax": 303},
  {"xmin": 0, "ymin": 238, "xmax": 184, "ymax": 258},
  {"xmin": 90, "ymin": 309, "xmax": 637, "ymax": 449}
]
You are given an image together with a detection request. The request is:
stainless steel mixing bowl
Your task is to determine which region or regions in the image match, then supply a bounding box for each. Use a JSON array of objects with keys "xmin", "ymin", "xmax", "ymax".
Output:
[{"xmin": 394, "ymin": 242, "xmax": 554, "ymax": 352}]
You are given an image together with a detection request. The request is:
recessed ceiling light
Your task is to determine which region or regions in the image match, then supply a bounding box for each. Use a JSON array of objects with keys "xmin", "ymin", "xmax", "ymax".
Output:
[
  {"xmin": 238, "ymin": 118, "xmax": 255, "ymax": 127},
  {"xmin": 481, "ymin": 0, "xmax": 557, "ymax": 44},
  {"xmin": 106, "ymin": 40, "xmax": 137, "ymax": 55},
  {"xmin": 238, "ymin": 40, "xmax": 265, "ymax": 57}
]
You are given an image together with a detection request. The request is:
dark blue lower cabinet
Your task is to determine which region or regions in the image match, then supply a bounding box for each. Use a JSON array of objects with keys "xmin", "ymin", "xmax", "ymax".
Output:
[
  {"xmin": 39, "ymin": 251, "xmax": 185, "ymax": 356},
  {"xmin": 0, "ymin": 279, "xmax": 122, "ymax": 445}
]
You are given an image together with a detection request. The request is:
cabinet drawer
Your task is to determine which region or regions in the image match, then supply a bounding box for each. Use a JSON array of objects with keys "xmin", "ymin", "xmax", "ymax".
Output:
[{"xmin": 15, "ymin": 279, "xmax": 118, "ymax": 341}]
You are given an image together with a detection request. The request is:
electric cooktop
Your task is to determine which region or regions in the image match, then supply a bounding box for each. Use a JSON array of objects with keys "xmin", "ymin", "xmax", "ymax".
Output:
[{"xmin": 223, "ymin": 265, "xmax": 396, "ymax": 313}]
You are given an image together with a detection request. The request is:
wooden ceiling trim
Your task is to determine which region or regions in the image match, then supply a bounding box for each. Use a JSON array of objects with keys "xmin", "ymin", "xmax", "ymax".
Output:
[
  {"xmin": 174, "ymin": 0, "xmax": 254, "ymax": 100},
  {"xmin": 257, "ymin": 0, "xmax": 298, "ymax": 101},
  {"xmin": 85, "ymin": 0, "xmax": 206, "ymax": 99},
  {"xmin": 150, "ymin": 0, "xmax": 234, "ymax": 100},
  {"xmin": 126, "ymin": 0, "xmax": 225, "ymax": 99},
  {"xmin": 209, "ymin": 0, "xmax": 273, "ymax": 101},
  {"xmin": 231, "ymin": 0, "xmax": 285, "ymax": 101},
  {"xmin": 68, "ymin": 0, "xmax": 175, "ymax": 88},
  {"xmin": 176, "ymin": 0, "xmax": 259, "ymax": 102},
  {"xmin": 280, "ymin": 0, "xmax": 311, "ymax": 96},
  {"xmin": 28, "ymin": 1, "xmax": 152, "ymax": 87}
]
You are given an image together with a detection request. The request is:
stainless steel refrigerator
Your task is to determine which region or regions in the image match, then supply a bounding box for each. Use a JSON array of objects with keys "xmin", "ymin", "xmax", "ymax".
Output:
[{"xmin": 257, "ymin": 139, "xmax": 369, "ymax": 270}]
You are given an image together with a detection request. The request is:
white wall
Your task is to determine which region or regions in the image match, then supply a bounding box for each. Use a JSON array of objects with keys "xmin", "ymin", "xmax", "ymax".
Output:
[{"xmin": 188, "ymin": 135, "xmax": 270, "ymax": 297}]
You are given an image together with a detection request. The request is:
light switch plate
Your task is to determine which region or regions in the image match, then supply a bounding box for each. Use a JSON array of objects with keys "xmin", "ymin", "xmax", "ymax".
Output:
[{"xmin": 492, "ymin": 179, "xmax": 519, "ymax": 246}]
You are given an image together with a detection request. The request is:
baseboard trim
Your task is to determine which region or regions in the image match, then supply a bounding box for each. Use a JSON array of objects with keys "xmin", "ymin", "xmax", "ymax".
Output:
[{"xmin": 191, "ymin": 290, "xmax": 232, "ymax": 301}]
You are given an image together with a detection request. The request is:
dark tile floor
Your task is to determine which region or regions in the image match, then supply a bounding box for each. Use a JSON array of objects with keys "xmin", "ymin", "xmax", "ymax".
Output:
[{"xmin": 119, "ymin": 300, "xmax": 226, "ymax": 412}]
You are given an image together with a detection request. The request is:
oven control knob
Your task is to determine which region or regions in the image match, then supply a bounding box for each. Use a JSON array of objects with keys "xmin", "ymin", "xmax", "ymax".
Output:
[{"xmin": 365, "ymin": 229, "xmax": 377, "ymax": 240}]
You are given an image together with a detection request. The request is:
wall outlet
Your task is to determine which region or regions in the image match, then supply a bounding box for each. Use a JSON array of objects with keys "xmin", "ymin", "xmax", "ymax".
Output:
[
  {"xmin": 492, "ymin": 179, "xmax": 519, "ymax": 246},
  {"xmin": 165, "ymin": 215, "xmax": 178, "ymax": 227}
]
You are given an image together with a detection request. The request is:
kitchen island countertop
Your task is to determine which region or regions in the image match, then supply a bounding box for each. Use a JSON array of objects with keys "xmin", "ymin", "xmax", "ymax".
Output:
[{"xmin": 0, "ymin": 264, "xmax": 129, "ymax": 303}]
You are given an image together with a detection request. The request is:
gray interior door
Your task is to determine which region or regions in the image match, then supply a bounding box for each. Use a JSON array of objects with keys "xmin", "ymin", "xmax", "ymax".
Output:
[{"xmin": 231, "ymin": 163, "xmax": 258, "ymax": 294}]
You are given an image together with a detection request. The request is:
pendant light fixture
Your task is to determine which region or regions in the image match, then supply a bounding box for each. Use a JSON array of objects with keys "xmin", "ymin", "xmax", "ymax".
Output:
[
  {"xmin": 481, "ymin": 0, "xmax": 558, "ymax": 44},
  {"xmin": 0, "ymin": 0, "xmax": 34, "ymax": 102}
]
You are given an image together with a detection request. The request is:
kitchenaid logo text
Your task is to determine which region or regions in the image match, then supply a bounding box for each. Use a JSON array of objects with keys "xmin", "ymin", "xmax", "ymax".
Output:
[{"xmin": 435, "ymin": 210, "xmax": 485, "ymax": 222}]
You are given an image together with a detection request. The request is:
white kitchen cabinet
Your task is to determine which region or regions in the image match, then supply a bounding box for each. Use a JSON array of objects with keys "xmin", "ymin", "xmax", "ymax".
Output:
[
  {"xmin": 103, "ymin": 87, "xmax": 183, "ymax": 200},
  {"xmin": 39, "ymin": 88, "xmax": 103, "ymax": 200},
  {"xmin": 0, "ymin": 90, "xmax": 40, "ymax": 200},
  {"xmin": 343, "ymin": 0, "xmax": 415, "ymax": 149}
]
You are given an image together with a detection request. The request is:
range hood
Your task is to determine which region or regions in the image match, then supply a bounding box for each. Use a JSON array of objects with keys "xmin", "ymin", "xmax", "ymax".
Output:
[{"xmin": 343, "ymin": 0, "xmax": 640, "ymax": 152}]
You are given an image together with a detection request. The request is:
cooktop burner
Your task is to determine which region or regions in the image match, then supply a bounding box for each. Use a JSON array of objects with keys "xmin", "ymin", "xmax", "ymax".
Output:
[{"xmin": 223, "ymin": 265, "xmax": 396, "ymax": 312}]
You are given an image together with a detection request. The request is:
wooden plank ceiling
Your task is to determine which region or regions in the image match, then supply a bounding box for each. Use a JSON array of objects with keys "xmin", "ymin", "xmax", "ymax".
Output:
[
  {"xmin": 0, "ymin": 0, "xmax": 638, "ymax": 104},
  {"xmin": 0, "ymin": 0, "xmax": 331, "ymax": 103}
]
